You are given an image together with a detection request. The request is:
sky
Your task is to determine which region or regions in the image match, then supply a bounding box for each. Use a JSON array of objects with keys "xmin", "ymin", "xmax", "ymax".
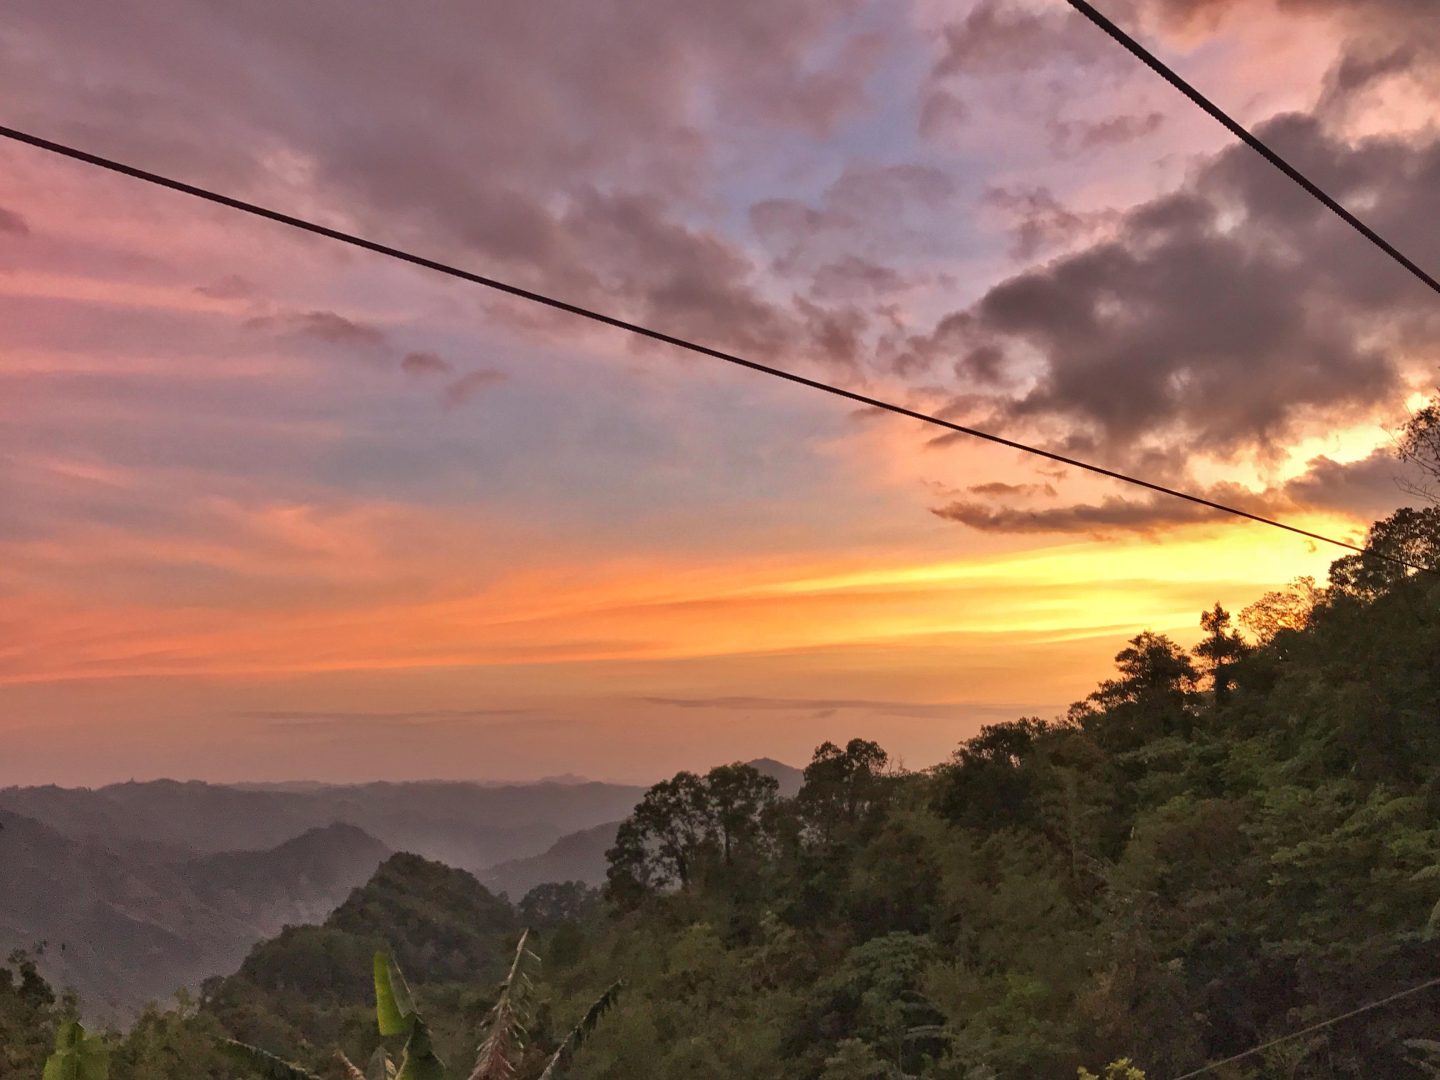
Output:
[{"xmin": 2, "ymin": 0, "xmax": 1437, "ymax": 785}]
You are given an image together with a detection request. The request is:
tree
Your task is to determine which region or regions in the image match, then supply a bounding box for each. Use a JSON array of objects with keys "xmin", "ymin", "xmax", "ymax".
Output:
[
  {"xmin": 606, "ymin": 764, "xmax": 779, "ymax": 904},
  {"xmin": 1073, "ymin": 632, "xmax": 1198, "ymax": 747},
  {"xmin": 1239, "ymin": 576, "xmax": 1321, "ymax": 645},
  {"xmin": 936, "ymin": 719, "xmax": 1056, "ymax": 831},
  {"xmin": 796, "ymin": 739, "xmax": 891, "ymax": 843},
  {"xmin": 703, "ymin": 763, "xmax": 780, "ymax": 867},
  {"xmin": 606, "ymin": 772, "xmax": 710, "ymax": 899},
  {"xmin": 0, "ymin": 952, "xmax": 69, "ymax": 1080},
  {"xmin": 1193, "ymin": 604, "xmax": 1248, "ymax": 702},
  {"xmin": 1328, "ymin": 506, "xmax": 1440, "ymax": 599},
  {"xmin": 1078, "ymin": 1060, "xmax": 1146, "ymax": 1080},
  {"xmin": 518, "ymin": 883, "xmax": 603, "ymax": 930},
  {"xmin": 1396, "ymin": 396, "xmax": 1440, "ymax": 504}
]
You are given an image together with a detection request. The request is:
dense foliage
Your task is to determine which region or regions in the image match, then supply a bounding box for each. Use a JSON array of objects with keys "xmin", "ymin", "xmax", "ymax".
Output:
[
  {"xmin": 6, "ymin": 498, "xmax": 1440, "ymax": 1079},
  {"xmin": 543, "ymin": 503, "xmax": 1440, "ymax": 1079}
]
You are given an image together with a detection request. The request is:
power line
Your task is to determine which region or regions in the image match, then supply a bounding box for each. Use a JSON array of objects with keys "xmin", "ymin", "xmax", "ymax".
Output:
[
  {"xmin": 1171, "ymin": 975, "xmax": 1440, "ymax": 1079},
  {"xmin": 1063, "ymin": 0, "xmax": 1440, "ymax": 301},
  {"xmin": 0, "ymin": 123, "xmax": 1423, "ymax": 573}
]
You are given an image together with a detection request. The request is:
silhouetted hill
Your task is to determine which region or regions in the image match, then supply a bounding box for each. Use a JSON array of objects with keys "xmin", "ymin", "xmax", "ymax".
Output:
[
  {"xmin": 0, "ymin": 778, "xmax": 647, "ymax": 873},
  {"xmin": 205, "ymin": 852, "xmax": 518, "ymax": 1053},
  {"xmin": 0, "ymin": 812, "xmax": 394, "ymax": 1021},
  {"xmin": 745, "ymin": 757, "xmax": 804, "ymax": 796},
  {"xmin": 0, "ymin": 808, "xmax": 249, "ymax": 1019},
  {"xmin": 482, "ymin": 820, "xmax": 622, "ymax": 898},
  {"xmin": 180, "ymin": 822, "xmax": 391, "ymax": 938}
]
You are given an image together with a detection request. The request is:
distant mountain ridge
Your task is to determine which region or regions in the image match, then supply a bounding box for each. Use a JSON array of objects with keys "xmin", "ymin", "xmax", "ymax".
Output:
[
  {"xmin": 0, "ymin": 810, "xmax": 390, "ymax": 1021},
  {"xmin": 180, "ymin": 822, "xmax": 392, "ymax": 938},
  {"xmin": 482, "ymin": 820, "xmax": 622, "ymax": 898},
  {"xmin": 0, "ymin": 757, "xmax": 803, "ymax": 1018},
  {"xmin": 0, "ymin": 777, "xmax": 648, "ymax": 873}
]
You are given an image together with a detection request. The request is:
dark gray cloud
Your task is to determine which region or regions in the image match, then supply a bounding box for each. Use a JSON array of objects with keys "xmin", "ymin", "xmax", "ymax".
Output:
[
  {"xmin": 195, "ymin": 274, "xmax": 255, "ymax": 300},
  {"xmin": 968, "ymin": 480, "xmax": 1058, "ymax": 498},
  {"xmin": 0, "ymin": 0, "xmax": 889, "ymax": 375},
  {"xmin": 934, "ymin": 493, "xmax": 1212, "ymax": 535},
  {"xmin": 1151, "ymin": 0, "xmax": 1440, "ymax": 34},
  {"xmin": 931, "ymin": 0, "xmax": 1121, "ymax": 78},
  {"xmin": 401, "ymin": 351, "xmax": 454, "ymax": 377},
  {"xmin": 809, "ymin": 255, "xmax": 910, "ymax": 300},
  {"xmin": 1049, "ymin": 111, "xmax": 1166, "ymax": 154},
  {"xmin": 751, "ymin": 162, "xmax": 959, "ymax": 275},
  {"xmin": 1278, "ymin": 448, "xmax": 1424, "ymax": 521},
  {"xmin": 0, "ymin": 206, "xmax": 29, "ymax": 235},
  {"xmin": 921, "ymin": 113, "xmax": 1440, "ymax": 461},
  {"xmin": 249, "ymin": 309, "xmax": 389, "ymax": 349},
  {"xmin": 444, "ymin": 369, "xmax": 507, "ymax": 408},
  {"xmin": 983, "ymin": 185, "xmax": 1118, "ymax": 259},
  {"xmin": 934, "ymin": 449, "xmax": 1422, "ymax": 536}
]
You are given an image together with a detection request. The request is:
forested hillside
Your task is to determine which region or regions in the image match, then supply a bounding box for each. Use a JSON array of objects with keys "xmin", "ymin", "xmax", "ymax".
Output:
[
  {"xmin": 4, "ymin": 501, "xmax": 1439, "ymax": 1079},
  {"xmin": 0, "ymin": 815, "xmax": 389, "ymax": 1021}
]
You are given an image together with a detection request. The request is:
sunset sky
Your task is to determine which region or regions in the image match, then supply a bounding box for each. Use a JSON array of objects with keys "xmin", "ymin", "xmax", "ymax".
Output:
[{"xmin": 2, "ymin": 0, "xmax": 1436, "ymax": 785}]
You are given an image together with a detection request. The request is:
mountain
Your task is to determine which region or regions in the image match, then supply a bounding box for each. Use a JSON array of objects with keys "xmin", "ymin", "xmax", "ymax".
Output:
[
  {"xmin": 204, "ymin": 852, "xmax": 518, "ymax": 1054},
  {"xmin": 0, "ymin": 812, "xmax": 390, "ymax": 1020},
  {"xmin": 0, "ymin": 778, "xmax": 647, "ymax": 874},
  {"xmin": 179, "ymin": 823, "xmax": 391, "ymax": 938},
  {"xmin": 746, "ymin": 757, "xmax": 804, "ymax": 796},
  {"xmin": 481, "ymin": 820, "xmax": 622, "ymax": 898},
  {"xmin": 0, "ymin": 808, "xmax": 245, "ymax": 1019}
]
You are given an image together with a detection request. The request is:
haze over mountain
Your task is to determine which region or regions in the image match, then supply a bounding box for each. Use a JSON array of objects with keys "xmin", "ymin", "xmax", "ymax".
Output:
[
  {"xmin": 0, "ymin": 777, "xmax": 647, "ymax": 873},
  {"xmin": 0, "ymin": 761, "xmax": 798, "ymax": 1017},
  {"xmin": 0, "ymin": 810, "xmax": 390, "ymax": 1020},
  {"xmin": 482, "ymin": 821, "xmax": 622, "ymax": 899}
]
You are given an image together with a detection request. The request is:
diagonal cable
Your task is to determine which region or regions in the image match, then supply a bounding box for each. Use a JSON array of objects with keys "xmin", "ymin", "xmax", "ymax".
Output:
[
  {"xmin": 0, "ymin": 122, "xmax": 1425, "ymax": 572},
  {"xmin": 1171, "ymin": 976, "xmax": 1440, "ymax": 1079},
  {"xmin": 1063, "ymin": 0, "xmax": 1440, "ymax": 299}
]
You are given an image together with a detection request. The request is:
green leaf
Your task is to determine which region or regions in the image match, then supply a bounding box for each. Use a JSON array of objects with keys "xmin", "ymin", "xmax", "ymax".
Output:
[
  {"xmin": 397, "ymin": 1016, "xmax": 447, "ymax": 1080},
  {"xmin": 1425, "ymin": 897, "xmax": 1440, "ymax": 941},
  {"xmin": 375, "ymin": 950, "xmax": 418, "ymax": 1036},
  {"xmin": 217, "ymin": 1040, "xmax": 322, "ymax": 1080},
  {"xmin": 43, "ymin": 1021, "xmax": 109, "ymax": 1080}
]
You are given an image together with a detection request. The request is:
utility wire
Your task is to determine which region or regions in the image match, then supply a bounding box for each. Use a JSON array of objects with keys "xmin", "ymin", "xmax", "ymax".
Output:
[
  {"xmin": 1171, "ymin": 975, "xmax": 1440, "ymax": 1079},
  {"xmin": 0, "ymin": 123, "xmax": 1425, "ymax": 573},
  {"xmin": 1063, "ymin": 0, "xmax": 1440, "ymax": 300}
]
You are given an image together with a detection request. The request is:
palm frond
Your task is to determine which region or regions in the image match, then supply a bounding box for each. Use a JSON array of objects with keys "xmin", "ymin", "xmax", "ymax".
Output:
[
  {"xmin": 367, "ymin": 1046, "xmax": 398, "ymax": 1080},
  {"xmin": 218, "ymin": 1039, "xmax": 323, "ymax": 1080},
  {"xmin": 467, "ymin": 930, "xmax": 539, "ymax": 1080},
  {"xmin": 537, "ymin": 981, "xmax": 624, "ymax": 1080},
  {"xmin": 335, "ymin": 1051, "xmax": 367, "ymax": 1080}
]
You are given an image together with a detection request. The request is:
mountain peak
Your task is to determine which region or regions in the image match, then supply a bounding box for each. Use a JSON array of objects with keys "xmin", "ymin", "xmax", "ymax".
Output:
[{"xmin": 745, "ymin": 757, "xmax": 804, "ymax": 796}]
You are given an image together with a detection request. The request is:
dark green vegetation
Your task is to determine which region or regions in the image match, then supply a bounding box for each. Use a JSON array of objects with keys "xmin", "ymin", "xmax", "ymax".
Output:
[{"xmin": 5, "ymin": 499, "xmax": 1440, "ymax": 1078}]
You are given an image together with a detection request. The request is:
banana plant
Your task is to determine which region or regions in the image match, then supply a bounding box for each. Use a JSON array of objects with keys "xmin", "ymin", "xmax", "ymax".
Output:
[
  {"xmin": 218, "ymin": 932, "xmax": 619, "ymax": 1080},
  {"xmin": 42, "ymin": 1021, "xmax": 109, "ymax": 1080}
]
